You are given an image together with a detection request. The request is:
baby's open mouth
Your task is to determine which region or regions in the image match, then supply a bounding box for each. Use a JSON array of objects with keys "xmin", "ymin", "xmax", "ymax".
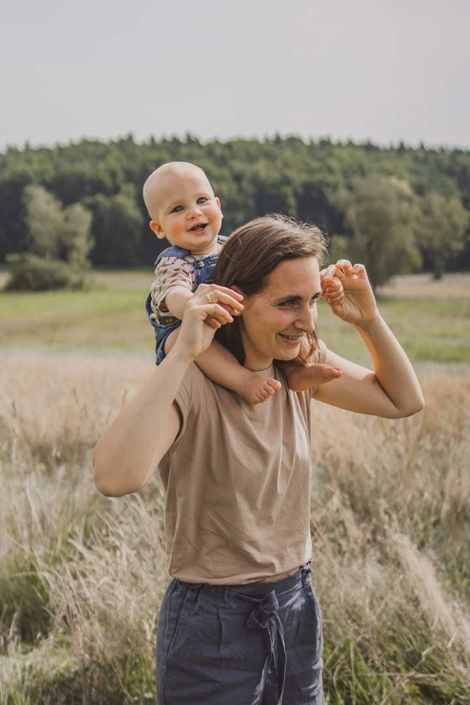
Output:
[{"xmin": 190, "ymin": 224, "xmax": 207, "ymax": 232}]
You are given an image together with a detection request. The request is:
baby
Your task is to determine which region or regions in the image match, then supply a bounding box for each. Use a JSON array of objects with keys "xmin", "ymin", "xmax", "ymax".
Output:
[{"xmin": 144, "ymin": 161, "xmax": 342, "ymax": 404}]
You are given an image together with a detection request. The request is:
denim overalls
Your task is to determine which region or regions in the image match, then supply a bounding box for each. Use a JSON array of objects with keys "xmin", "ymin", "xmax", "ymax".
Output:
[{"xmin": 145, "ymin": 235, "xmax": 228, "ymax": 365}]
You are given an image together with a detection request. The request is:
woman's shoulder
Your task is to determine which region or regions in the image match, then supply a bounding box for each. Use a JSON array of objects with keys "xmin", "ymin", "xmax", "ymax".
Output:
[
  {"xmin": 176, "ymin": 342, "xmax": 328, "ymax": 417},
  {"xmin": 175, "ymin": 363, "xmax": 213, "ymax": 409}
]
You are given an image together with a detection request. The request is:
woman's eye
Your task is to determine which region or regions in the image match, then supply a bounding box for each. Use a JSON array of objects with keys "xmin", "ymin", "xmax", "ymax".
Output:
[
  {"xmin": 171, "ymin": 205, "xmax": 184, "ymax": 213},
  {"xmin": 197, "ymin": 197, "xmax": 207, "ymax": 205},
  {"xmin": 279, "ymin": 299, "xmax": 318, "ymax": 308}
]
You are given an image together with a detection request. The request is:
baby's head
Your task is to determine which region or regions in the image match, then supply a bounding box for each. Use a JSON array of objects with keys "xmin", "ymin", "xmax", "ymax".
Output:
[{"xmin": 143, "ymin": 162, "xmax": 223, "ymax": 255}]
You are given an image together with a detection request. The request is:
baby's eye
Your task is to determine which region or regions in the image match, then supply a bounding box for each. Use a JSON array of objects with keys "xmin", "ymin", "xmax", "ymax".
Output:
[
  {"xmin": 171, "ymin": 205, "xmax": 184, "ymax": 213},
  {"xmin": 197, "ymin": 197, "xmax": 208, "ymax": 205}
]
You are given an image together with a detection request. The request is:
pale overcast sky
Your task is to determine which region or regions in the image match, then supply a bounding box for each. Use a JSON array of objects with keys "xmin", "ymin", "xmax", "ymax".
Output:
[{"xmin": 1, "ymin": 0, "xmax": 468, "ymax": 151}]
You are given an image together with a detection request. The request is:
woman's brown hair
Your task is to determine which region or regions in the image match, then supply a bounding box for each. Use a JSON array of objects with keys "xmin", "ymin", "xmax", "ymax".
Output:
[{"xmin": 213, "ymin": 214, "xmax": 328, "ymax": 366}]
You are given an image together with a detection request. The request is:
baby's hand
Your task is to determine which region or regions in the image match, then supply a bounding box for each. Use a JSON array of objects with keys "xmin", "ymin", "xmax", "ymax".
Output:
[{"xmin": 320, "ymin": 267, "xmax": 345, "ymax": 308}]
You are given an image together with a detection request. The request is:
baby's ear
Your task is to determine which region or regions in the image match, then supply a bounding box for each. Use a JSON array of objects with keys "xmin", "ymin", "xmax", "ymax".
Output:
[
  {"xmin": 149, "ymin": 220, "xmax": 166, "ymax": 240},
  {"xmin": 216, "ymin": 197, "xmax": 223, "ymax": 218}
]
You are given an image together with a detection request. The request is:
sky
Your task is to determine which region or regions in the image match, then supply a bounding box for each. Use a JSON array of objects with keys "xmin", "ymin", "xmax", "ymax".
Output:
[{"xmin": 1, "ymin": 0, "xmax": 469, "ymax": 151}]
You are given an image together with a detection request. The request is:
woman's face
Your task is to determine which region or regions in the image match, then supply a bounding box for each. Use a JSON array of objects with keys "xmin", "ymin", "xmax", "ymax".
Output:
[{"xmin": 240, "ymin": 256, "xmax": 322, "ymax": 370}]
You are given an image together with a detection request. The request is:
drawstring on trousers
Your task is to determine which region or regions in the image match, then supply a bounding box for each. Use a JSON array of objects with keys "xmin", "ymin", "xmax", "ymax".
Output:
[{"xmin": 234, "ymin": 564, "xmax": 312, "ymax": 705}]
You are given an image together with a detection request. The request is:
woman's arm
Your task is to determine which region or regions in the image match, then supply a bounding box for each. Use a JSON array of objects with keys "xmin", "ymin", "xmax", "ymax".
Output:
[
  {"xmin": 313, "ymin": 261, "xmax": 424, "ymax": 418},
  {"xmin": 93, "ymin": 285, "xmax": 244, "ymax": 497}
]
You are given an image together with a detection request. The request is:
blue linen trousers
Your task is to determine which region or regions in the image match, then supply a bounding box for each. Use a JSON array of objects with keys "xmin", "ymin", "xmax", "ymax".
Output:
[{"xmin": 156, "ymin": 564, "xmax": 325, "ymax": 705}]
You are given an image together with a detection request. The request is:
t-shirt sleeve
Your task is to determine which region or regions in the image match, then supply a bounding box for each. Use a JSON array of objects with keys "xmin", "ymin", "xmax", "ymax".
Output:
[
  {"xmin": 149, "ymin": 257, "xmax": 195, "ymax": 321},
  {"xmin": 171, "ymin": 364, "xmax": 206, "ymax": 448}
]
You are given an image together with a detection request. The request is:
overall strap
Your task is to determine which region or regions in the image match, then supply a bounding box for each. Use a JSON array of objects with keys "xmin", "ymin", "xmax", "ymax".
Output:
[{"xmin": 153, "ymin": 244, "xmax": 190, "ymax": 267}]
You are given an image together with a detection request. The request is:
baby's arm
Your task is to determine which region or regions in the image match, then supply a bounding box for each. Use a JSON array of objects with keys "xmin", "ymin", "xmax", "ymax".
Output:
[
  {"xmin": 149, "ymin": 256, "xmax": 196, "ymax": 326},
  {"xmin": 165, "ymin": 287, "xmax": 195, "ymax": 319},
  {"xmin": 164, "ymin": 328, "xmax": 281, "ymax": 404}
]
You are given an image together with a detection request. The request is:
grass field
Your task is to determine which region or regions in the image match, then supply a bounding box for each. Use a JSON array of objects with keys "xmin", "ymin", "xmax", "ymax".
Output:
[
  {"xmin": 1, "ymin": 271, "xmax": 469, "ymax": 703},
  {"xmin": 1, "ymin": 271, "xmax": 469, "ymax": 366}
]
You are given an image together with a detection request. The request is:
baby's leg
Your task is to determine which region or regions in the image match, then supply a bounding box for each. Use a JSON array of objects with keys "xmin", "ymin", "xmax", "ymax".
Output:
[
  {"xmin": 197, "ymin": 341, "xmax": 281, "ymax": 404},
  {"xmin": 165, "ymin": 330, "xmax": 281, "ymax": 404},
  {"xmin": 163, "ymin": 328, "xmax": 181, "ymax": 357},
  {"xmin": 283, "ymin": 361, "xmax": 343, "ymax": 393}
]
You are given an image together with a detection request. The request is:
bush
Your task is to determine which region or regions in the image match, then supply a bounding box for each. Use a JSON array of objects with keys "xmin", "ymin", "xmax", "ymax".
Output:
[{"xmin": 4, "ymin": 254, "xmax": 91, "ymax": 292}]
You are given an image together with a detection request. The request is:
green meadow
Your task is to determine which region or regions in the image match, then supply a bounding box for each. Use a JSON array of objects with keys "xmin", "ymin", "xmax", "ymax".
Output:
[{"xmin": 1, "ymin": 270, "xmax": 469, "ymax": 366}]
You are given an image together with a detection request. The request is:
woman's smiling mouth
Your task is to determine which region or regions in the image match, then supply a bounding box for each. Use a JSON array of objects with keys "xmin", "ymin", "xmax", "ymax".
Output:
[{"xmin": 278, "ymin": 333, "xmax": 303, "ymax": 344}]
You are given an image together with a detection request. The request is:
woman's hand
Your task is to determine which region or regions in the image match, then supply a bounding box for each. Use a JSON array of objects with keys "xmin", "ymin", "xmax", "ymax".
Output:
[
  {"xmin": 174, "ymin": 284, "xmax": 244, "ymax": 362},
  {"xmin": 321, "ymin": 260, "xmax": 379, "ymax": 327}
]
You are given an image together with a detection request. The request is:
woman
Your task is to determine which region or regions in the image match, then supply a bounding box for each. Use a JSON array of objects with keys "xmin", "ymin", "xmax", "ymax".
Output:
[{"xmin": 93, "ymin": 215, "xmax": 424, "ymax": 705}]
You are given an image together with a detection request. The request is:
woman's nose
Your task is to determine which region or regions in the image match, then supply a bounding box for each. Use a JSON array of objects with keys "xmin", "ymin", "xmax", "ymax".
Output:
[{"xmin": 295, "ymin": 305, "xmax": 317, "ymax": 332}]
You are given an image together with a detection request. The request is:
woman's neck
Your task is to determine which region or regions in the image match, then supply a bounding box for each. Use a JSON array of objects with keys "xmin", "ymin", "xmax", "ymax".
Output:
[{"xmin": 242, "ymin": 349, "xmax": 274, "ymax": 373}]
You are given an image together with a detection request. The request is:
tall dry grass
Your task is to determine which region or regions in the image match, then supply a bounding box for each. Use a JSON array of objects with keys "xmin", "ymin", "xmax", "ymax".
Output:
[{"xmin": 0, "ymin": 352, "xmax": 469, "ymax": 703}]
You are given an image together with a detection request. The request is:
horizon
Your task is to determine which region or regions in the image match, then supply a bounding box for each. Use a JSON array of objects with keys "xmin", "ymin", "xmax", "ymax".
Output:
[{"xmin": 3, "ymin": 131, "xmax": 470, "ymax": 155}]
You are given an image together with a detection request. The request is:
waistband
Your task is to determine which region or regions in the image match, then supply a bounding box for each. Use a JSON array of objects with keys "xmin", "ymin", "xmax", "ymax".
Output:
[
  {"xmin": 179, "ymin": 560, "xmax": 312, "ymax": 599},
  {"xmin": 184, "ymin": 562, "xmax": 312, "ymax": 607}
]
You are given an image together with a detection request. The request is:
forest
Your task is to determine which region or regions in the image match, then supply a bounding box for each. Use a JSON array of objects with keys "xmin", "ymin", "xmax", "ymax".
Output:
[{"xmin": 1, "ymin": 135, "xmax": 469, "ymax": 288}]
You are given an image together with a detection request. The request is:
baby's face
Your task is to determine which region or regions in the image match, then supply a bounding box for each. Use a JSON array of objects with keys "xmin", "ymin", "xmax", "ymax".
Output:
[{"xmin": 150, "ymin": 170, "xmax": 223, "ymax": 256}]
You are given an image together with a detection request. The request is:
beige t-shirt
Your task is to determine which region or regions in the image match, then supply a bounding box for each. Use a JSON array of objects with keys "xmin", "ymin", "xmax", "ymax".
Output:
[{"xmin": 158, "ymin": 341, "xmax": 327, "ymax": 585}]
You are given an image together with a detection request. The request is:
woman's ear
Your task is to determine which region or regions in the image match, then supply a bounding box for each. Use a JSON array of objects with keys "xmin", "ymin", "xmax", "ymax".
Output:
[{"xmin": 231, "ymin": 285, "xmax": 245, "ymax": 297}]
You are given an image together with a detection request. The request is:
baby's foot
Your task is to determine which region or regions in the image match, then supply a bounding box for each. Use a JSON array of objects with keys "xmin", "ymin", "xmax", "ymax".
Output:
[
  {"xmin": 236, "ymin": 371, "xmax": 282, "ymax": 405},
  {"xmin": 286, "ymin": 363, "xmax": 343, "ymax": 393}
]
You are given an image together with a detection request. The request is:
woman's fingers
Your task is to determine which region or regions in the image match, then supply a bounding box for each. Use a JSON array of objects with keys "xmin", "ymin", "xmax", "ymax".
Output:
[
  {"xmin": 205, "ymin": 317, "xmax": 222, "ymax": 330},
  {"xmin": 194, "ymin": 284, "xmax": 245, "ymax": 315},
  {"xmin": 210, "ymin": 304, "xmax": 234, "ymax": 324},
  {"xmin": 195, "ymin": 301, "xmax": 235, "ymax": 326},
  {"xmin": 195, "ymin": 284, "xmax": 244, "ymax": 302}
]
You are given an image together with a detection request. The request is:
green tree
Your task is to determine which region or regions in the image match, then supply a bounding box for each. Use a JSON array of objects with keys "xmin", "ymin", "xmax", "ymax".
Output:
[
  {"xmin": 6, "ymin": 185, "xmax": 93, "ymax": 291},
  {"xmin": 1, "ymin": 137, "xmax": 470, "ymax": 270},
  {"xmin": 24, "ymin": 185, "xmax": 64, "ymax": 258},
  {"xmin": 87, "ymin": 185, "xmax": 144, "ymax": 267},
  {"xmin": 417, "ymin": 193, "xmax": 468, "ymax": 279},
  {"xmin": 337, "ymin": 176, "xmax": 422, "ymax": 292},
  {"xmin": 62, "ymin": 203, "xmax": 94, "ymax": 269}
]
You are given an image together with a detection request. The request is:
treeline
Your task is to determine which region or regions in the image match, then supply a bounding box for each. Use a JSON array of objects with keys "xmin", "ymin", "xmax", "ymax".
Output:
[{"xmin": 1, "ymin": 134, "xmax": 469, "ymax": 283}]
